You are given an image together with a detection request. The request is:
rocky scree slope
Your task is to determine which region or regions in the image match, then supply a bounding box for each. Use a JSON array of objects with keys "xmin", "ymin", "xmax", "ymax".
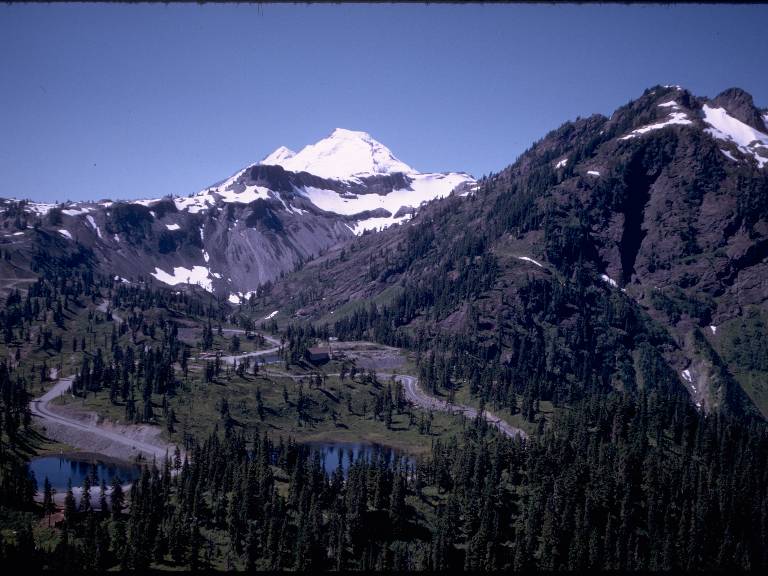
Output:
[{"xmin": 257, "ymin": 86, "xmax": 768, "ymax": 419}]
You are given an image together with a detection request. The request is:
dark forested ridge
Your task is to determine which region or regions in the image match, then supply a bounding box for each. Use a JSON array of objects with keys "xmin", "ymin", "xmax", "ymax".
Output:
[
  {"xmin": 2, "ymin": 85, "xmax": 768, "ymax": 571},
  {"xmin": 264, "ymin": 85, "xmax": 768, "ymax": 419}
]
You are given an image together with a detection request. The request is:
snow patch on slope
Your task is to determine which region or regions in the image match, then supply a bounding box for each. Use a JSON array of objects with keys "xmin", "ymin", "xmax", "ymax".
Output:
[
  {"xmin": 151, "ymin": 265, "xmax": 214, "ymax": 292},
  {"xmin": 217, "ymin": 184, "xmax": 270, "ymax": 204},
  {"xmin": 299, "ymin": 173, "xmax": 470, "ymax": 229},
  {"xmin": 352, "ymin": 214, "xmax": 413, "ymax": 235},
  {"xmin": 702, "ymin": 104, "xmax": 768, "ymax": 168},
  {"xmin": 174, "ymin": 192, "xmax": 216, "ymax": 214},
  {"xmin": 86, "ymin": 215, "xmax": 102, "ymax": 238},
  {"xmin": 600, "ymin": 274, "xmax": 618, "ymax": 288},
  {"xmin": 133, "ymin": 198, "xmax": 161, "ymax": 208},
  {"xmin": 517, "ymin": 256, "xmax": 544, "ymax": 268},
  {"xmin": 301, "ymin": 171, "xmax": 471, "ymax": 234},
  {"xmin": 720, "ymin": 149, "xmax": 737, "ymax": 161},
  {"xmin": 619, "ymin": 111, "xmax": 692, "ymax": 140},
  {"xmin": 58, "ymin": 229, "xmax": 72, "ymax": 240},
  {"xmin": 62, "ymin": 206, "xmax": 92, "ymax": 216},
  {"xmin": 25, "ymin": 202, "xmax": 56, "ymax": 216}
]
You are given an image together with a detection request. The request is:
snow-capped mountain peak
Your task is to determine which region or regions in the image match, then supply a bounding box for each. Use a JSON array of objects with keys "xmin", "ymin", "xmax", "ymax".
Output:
[
  {"xmin": 260, "ymin": 127, "xmax": 416, "ymax": 179},
  {"xmin": 261, "ymin": 145, "xmax": 296, "ymax": 165}
]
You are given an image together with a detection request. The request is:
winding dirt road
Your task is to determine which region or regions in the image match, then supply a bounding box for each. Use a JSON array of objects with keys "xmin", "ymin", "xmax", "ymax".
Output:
[
  {"xmin": 31, "ymin": 377, "xmax": 176, "ymax": 462},
  {"xmin": 394, "ymin": 375, "xmax": 527, "ymax": 440},
  {"xmin": 218, "ymin": 330, "xmax": 282, "ymax": 365}
]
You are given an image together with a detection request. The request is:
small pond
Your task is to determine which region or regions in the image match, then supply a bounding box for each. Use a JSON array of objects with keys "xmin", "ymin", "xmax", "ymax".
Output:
[
  {"xmin": 302, "ymin": 441, "xmax": 415, "ymax": 475},
  {"xmin": 29, "ymin": 455, "xmax": 143, "ymax": 490}
]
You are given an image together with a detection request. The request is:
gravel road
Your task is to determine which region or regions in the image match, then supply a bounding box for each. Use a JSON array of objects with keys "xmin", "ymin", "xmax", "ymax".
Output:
[
  {"xmin": 218, "ymin": 331, "xmax": 282, "ymax": 365},
  {"xmin": 395, "ymin": 374, "xmax": 527, "ymax": 440},
  {"xmin": 31, "ymin": 377, "xmax": 177, "ymax": 462}
]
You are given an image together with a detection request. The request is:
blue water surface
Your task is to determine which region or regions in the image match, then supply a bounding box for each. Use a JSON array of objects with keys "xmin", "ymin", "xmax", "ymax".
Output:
[
  {"xmin": 304, "ymin": 441, "xmax": 414, "ymax": 475},
  {"xmin": 29, "ymin": 455, "xmax": 142, "ymax": 490}
]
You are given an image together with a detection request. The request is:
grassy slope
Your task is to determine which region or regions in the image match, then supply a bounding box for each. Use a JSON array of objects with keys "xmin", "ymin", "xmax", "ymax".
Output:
[{"xmin": 3, "ymin": 291, "xmax": 469, "ymax": 456}]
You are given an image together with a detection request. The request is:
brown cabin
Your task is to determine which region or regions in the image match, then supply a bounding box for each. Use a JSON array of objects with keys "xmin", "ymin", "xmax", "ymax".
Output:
[{"xmin": 307, "ymin": 346, "xmax": 330, "ymax": 364}]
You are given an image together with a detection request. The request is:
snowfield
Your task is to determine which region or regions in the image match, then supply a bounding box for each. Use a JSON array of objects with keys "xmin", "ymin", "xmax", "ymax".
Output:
[
  {"xmin": 301, "ymin": 171, "xmax": 471, "ymax": 234},
  {"xmin": 62, "ymin": 206, "xmax": 92, "ymax": 216},
  {"xmin": 25, "ymin": 202, "xmax": 56, "ymax": 216},
  {"xmin": 702, "ymin": 104, "xmax": 768, "ymax": 168},
  {"xmin": 151, "ymin": 265, "xmax": 214, "ymax": 292}
]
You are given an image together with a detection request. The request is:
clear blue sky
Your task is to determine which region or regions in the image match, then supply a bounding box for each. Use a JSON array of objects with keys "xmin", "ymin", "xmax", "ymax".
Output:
[{"xmin": 2, "ymin": 3, "xmax": 767, "ymax": 203}]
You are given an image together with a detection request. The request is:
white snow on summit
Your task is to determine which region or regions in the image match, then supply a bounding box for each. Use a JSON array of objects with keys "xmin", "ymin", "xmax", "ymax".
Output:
[
  {"xmin": 261, "ymin": 146, "xmax": 295, "ymax": 165},
  {"xmin": 131, "ymin": 128, "xmax": 473, "ymax": 234},
  {"xmin": 261, "ymin": 128, "xmax": 416, "ymax": 179},
  {"xmin": 702, "ymin": 104, "xmax": 768, "ymax": 168}
]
